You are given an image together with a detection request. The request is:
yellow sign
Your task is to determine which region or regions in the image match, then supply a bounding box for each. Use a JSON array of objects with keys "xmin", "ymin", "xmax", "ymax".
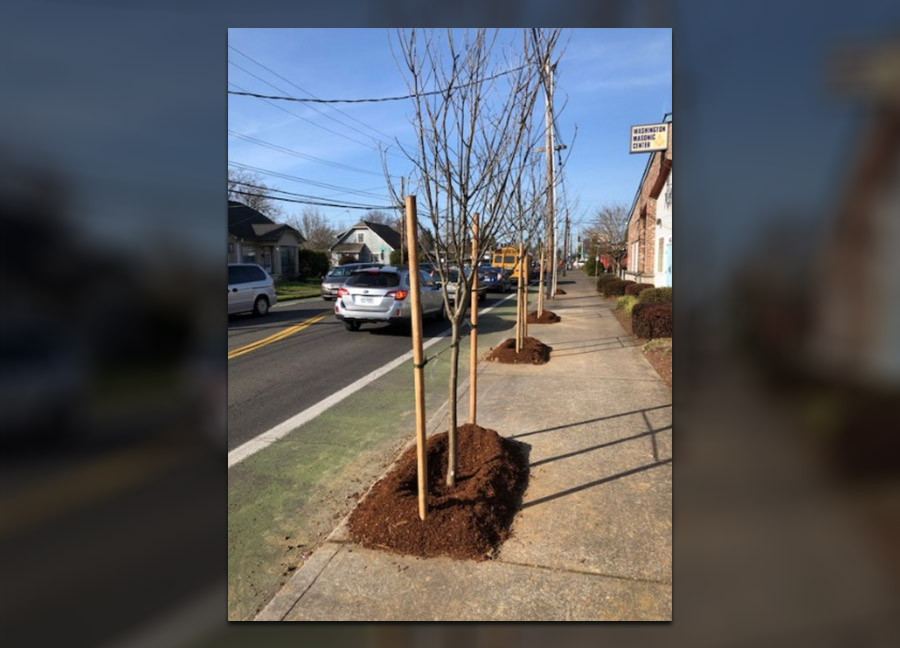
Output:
[{"xmin": 630, "ymin": 123, "xmax": 669, "ymax": 153}]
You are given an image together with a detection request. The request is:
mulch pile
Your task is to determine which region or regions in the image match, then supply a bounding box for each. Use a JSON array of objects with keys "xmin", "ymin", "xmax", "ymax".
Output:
[
  {"xmin": 527, "ymin": 309, "xmax": 561, "ymax": 324},
  {"xmin": 347, "ymin": 424, "xmax": 529, "ymax": 561},
  {"xmin": 486, "ymin": 337, "xmax": 552, "ymax": 364},
  {"xmin": 555, "ymin": 289, "xmax": 567, "ymax": 295}
]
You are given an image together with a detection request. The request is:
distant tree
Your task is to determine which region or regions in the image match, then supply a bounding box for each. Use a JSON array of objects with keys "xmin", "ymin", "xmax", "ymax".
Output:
[
  {"xmin": 282, "ymin": 207, "xmax": 338, "ymax": 252},
  {"xmin": 584, "ymin": 203, "xmax": 629, "ymax": 276},
  {"xmin": 363, "ymin": 210, "xmax": 391, "ymax": 225},
  {"xmin": 227, "ymin": 168, "xmax": 284, "ymax": 219}
]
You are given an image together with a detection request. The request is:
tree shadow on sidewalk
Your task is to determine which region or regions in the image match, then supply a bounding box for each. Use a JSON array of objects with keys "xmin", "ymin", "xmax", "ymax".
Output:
[{"xmin": 522, "ymin": 458, "xmax": 672, "ymax": 509}]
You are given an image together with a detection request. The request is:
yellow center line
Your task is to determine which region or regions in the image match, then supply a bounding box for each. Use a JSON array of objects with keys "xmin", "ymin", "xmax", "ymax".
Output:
[{"xmin": 228, "ymin": 311, "xmax": 329, "ymax": 360}]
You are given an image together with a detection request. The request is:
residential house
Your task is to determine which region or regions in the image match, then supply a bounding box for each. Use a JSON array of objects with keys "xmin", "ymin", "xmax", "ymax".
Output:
[
  {"xmin": 624, "ymin": 113, "xmax": 672, "ymax": 287},
  {"xmin": 228, "ymin": 200, "xmax": 304, "ymax": 278},
  {"xmin": 330, "ymin": 220, "xmax": 401, "ymax": 266}
]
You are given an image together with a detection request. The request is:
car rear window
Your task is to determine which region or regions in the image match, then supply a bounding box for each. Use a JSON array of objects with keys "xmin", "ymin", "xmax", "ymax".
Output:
[
  {"xmin": 247, "ymin": 266, "xmax": 267, "ymax": 281},
  {"xmin": 345, "ymin": 272, "xmax": 400, "ymax": 288},
  {"xmin": 229, "ymin": 265, "xmax": 264, "ymax": 284}
]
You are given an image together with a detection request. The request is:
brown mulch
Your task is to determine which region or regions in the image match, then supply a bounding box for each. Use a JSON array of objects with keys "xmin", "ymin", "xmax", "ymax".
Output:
[
  {"xmin": 527, "ymin": 309, "xmax": 561, "ymax": 324},
  {"xmin": 347, "ymin": 424, "xmax": 529, "ymax": 561},
  {"xmin": 554, "ymin": 289, "xmax": 566, "ymax": 295},
  {"xmin": 485, "ymin": 337, "xmax": 552, "ymax": 364},
  {"xmin": 643, "ymin": 345, "xmax": 672, "ymax": 389},
  {"xmin": 611, "ymin": 306, "xmax": 672, "ymax": 389}
]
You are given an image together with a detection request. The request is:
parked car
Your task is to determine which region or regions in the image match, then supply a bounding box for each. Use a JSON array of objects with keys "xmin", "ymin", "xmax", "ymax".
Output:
[
  {"xmin": 320, "ymin": 262, "xmax": 383, "ymax": 300},
  {"xmin": 477, "ymin": 265, "xmax": 511, "ymax": 293},
  {"xmin": 445, "ymin": 267, "xmax": 488, "ymax": 304},
  {"xmin": 228, "ymin": 263, "xmax": 277, "ymax": 316},
  {"xmin": 334, "ymin": 266, "xmax": 444, "ymax": 331}
]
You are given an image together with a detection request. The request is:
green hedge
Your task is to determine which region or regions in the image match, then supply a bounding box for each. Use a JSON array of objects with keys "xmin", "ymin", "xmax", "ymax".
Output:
[
  {"xmin": 297, "ymin": 249, "xmax": 330, "ymax": 279},
  {"xmin": 617, "ymin": 295, "xmax": 638, "ymax": 315},
  {"xmin": 638, "ymin": 287, "xmax": 673, "ymax": 304},
  {"xmin": 596, "ymin": 274, "xmax": 618, "ymax": 292},
  {"xmin": 602, "ymin": 279, "xmax": 635, "ymax": 297}
]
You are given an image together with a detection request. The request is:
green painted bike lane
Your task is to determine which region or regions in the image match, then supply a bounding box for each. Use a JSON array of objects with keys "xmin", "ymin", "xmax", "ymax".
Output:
[{"xmin": 228, "ymin": 293, "xmax": 524, "ymax": 620}]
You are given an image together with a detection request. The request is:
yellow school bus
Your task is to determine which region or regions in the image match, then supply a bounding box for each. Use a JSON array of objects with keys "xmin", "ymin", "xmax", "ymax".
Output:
[{"xmin": 491, "ymin": 246, "xmax": 528, "ymax": 283}]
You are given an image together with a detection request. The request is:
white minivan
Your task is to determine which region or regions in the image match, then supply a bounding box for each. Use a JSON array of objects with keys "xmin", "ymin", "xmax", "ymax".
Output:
[{"xmin": 228, "ymin": 263, "xmax": 277, "ymax": 316}]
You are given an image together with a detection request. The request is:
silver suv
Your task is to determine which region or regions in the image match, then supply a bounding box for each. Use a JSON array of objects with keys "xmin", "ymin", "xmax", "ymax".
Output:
[
  {"xmin": 334, "ymin": 266, "xmax": 444, "ymax": 331},
  {"xmin": 321, "ymin": 262, "xmax": 383, "ymax": 300},
  {"xmin": 228, "ymin": 263, "xmax": 277, "ymax": 316}
]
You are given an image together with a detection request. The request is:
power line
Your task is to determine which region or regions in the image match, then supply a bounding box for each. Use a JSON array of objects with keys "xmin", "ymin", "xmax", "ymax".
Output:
[
  {"xmin": 228, "ymin": 44, "xmax": 408, "ymax": 148},
  {"xmin": 228, "ymin": 80, "xmax": 406, "ymax": 162},
  {"xmin": 228, "ymin": 130, "xmax": 396, "ymax": 179},
  {"xmin": 234, "ymin": 180, "xmax": 398, "ymax": 209},
  {"xmin": 228, "ymin": 160, "xmax": 391, "ymax": 201},
  {"xmin": 227, "ymin": 63, "xmax": 529, "ymax": 104},
  {"xmin": 229, "ymin": 58, "xmax": 397, "ymax": 150},
  {"xmin": 230, "ymin": 189, "xmax": 394, "ymax": 211}
]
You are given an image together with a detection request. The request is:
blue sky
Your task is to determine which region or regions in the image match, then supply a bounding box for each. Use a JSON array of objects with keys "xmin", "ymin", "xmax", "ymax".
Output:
[{"xmin": 228, "ymin": 28, "xmax": 672, "ymax": 236}]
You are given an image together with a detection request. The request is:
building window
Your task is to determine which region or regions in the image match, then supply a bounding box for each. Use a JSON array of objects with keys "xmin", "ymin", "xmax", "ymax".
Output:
[
  {"xmin": 357, "ymin": 232, "xmax": 365, "ymax": 243},
  {"xmin": 658, "ymin": 238, "xmax": 664, "ymax": 273}
]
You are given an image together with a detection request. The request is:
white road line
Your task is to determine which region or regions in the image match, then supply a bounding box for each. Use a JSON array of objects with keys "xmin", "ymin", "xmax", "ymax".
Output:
[{"xmin": 228, "ymin": 292, "xmax": 515, "ymax": 468}]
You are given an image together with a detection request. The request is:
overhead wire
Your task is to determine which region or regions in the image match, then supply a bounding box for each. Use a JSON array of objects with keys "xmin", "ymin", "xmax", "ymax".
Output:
[
  {"xmin": 228, "ymin": 44, "xmax": 411, "ymax": 149},
  {"xmin": 228, "ymin": 160, "xmax": 393, "ymax": 202}
]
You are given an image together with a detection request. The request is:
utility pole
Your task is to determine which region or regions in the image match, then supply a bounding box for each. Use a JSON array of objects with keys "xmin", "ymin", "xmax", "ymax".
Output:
[
  {"xmin": 562, "ymin": 198, "xmax": 570, "ymax": 278},
  {"xmin": 539, "ymin": 59, "xmax": 562, "ymax": 298}
]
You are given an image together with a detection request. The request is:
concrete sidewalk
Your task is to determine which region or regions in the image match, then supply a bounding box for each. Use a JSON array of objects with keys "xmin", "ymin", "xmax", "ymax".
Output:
[{"xmin": 257, "ymin": 272, "xmax": 672, "ymax": 621}]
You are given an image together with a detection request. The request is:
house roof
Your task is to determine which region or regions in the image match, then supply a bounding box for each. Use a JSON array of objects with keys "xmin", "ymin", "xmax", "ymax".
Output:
[
  {"xmin": 228, "ymin": 200, "xmax": 304, "ymax": 243},
  {"xmin": 332, "ymin": 220, "xmax": 402, "ymax": 251},
  {"xmin": 332, "ymin": 243, "xmax": 365, "ymax": 254}
]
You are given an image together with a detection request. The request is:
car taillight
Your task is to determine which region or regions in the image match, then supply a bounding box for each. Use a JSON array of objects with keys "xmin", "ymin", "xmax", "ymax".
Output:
[
  {"xmin": 386, "ymin": 289, "xmax": 408, "ymax": 301},
  {"xmin": 337, "ymin": 287, "xmax": 348, "ymax": 298}
]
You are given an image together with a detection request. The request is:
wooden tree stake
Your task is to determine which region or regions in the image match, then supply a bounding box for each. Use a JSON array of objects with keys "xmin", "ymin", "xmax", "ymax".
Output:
[
  {"xmin": 470, "ymin": 213, "xmax": 479, "ymax": 425},
  {"xmin": 405, "ymin": 195, "xmax": 428, "ymax": 521}
]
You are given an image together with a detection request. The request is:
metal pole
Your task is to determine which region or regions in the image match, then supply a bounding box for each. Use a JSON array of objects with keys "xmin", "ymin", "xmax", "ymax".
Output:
[
  {"xmin": 405, "ymin": 195, "xmax": 427, "ymax": 521},
  {"xmin": 469, "ymin": 213, "xmax": 479, "ymax": 425}
]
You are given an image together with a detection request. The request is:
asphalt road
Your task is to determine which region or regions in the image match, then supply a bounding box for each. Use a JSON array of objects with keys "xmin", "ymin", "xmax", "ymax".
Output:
[{"xmin": 227, "ymin": 294, "xmax": 506, "ymax": 452}]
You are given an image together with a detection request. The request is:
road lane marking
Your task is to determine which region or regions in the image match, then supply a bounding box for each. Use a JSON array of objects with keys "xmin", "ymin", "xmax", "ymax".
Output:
[
  {"xmin": 228, "ymin": 292, "xmax": 515, "ymax": 468},
  {"xmin": 228, "ymin": 312, "xmax": 329, "ymax": 360}
]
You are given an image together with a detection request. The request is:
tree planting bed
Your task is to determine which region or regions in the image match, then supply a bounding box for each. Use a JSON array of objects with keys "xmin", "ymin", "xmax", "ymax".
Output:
[
  {"xmin": 347, "ymin": 424, "xmax": 529, "ymax": 561},
  {"xmin": 486, "ymin": 337, "xmax": 552, "ymax": 364}
]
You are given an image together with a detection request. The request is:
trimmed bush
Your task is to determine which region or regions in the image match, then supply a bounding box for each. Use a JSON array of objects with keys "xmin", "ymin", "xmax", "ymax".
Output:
[
  {"xmin": 595, "ymin": 274, "xmax": 618, "ymax": 292},
  {"xmin": 297, "ymin": 249, "xmax": 330, "ymax": 279},
  {"xmin": 632, "ymin": 302, "xmax": 673, "ymax": 339},
  {"xmin": 625, "ymin": 282, "xmax": 654, "ymax": 296},
  {"xmin": 602, "ymin": 279, "xmax": 634, "ymax": 297},
  {"xmin": 617, "ymin": 295, "xmax": 638, "ymax": 315},
  {"xmin": 638, "ymin": 287, "xmax": 673, "ymax": 304}
]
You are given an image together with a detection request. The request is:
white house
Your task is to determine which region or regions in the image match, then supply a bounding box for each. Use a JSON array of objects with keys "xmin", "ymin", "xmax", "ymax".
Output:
[{"xmin": 330, "ymin": 220, "xmax": 401, "ymax": 266}]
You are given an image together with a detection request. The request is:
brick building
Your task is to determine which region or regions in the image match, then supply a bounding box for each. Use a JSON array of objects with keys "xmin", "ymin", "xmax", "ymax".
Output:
[{"xmin": 624, "ymin": 113, "xmax": 672, "ymax": 287}]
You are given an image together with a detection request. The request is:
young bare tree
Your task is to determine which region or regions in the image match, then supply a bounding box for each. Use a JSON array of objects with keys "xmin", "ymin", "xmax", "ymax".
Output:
[
  {"xmin": 387, "ymin": 28, "xmax": 557, "ymax": 487},
  {"xmin": 282, "ymin": 207, "xmax": 338, "ymax": 251},
  {"xmin": 585, "ymin": 202, "xmax": 630, "ymax": 275},
  {"xmin": 227, "ymin": 168, "xmax": 284, "ymax": 219}
]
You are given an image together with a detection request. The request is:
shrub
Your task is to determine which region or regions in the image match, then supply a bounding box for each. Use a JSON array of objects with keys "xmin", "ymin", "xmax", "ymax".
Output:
[
  {"xmin": 632, "ymin": 302, "xmax": 673, "ymax": 339},
  {"xmin": 297, "ymin": 249, "xmax": 330, "ymax": 279},
  {"xmin": 625, "ymin": 282, "xmax": 654, "ymax": 296},
  {"xmin": 389, "ymin": 249, "xmax": 403, "ymax": 266},
  {"xmin": 617, "ymin": 295, "xmax": 638, "ymax": 315},
  {"xmin": 602, "ymin": 279, "xmax": 634, "ymax": 297},
  {"xmin": 595, "ymin": 274, "xmax": 618, "ymax": 292},
  {"xmin": 638, "ymin": 287, "xmax": 673, "ymax": 304}
]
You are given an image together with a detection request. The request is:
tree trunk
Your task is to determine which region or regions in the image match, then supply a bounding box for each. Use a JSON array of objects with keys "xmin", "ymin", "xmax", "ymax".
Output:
[{"xmin": 446, "ymin": 318, "xmax": 460, "ymax": 487}]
